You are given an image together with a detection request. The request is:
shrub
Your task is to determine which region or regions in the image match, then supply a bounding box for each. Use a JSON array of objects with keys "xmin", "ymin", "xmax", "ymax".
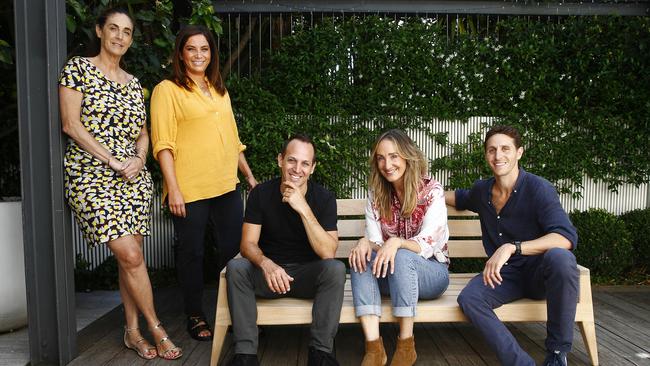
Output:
[
  {"xmin": 620, "ymin": 208, "xmax": 650, "ymax": 270},
  {"xmin": 570, "ymin": 208, "xmax": 633, "ymax": 281}
]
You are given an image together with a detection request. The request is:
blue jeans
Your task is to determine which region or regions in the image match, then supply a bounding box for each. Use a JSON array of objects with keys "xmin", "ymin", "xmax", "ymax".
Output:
[{"xmin": 351, "ymin": 249, "xmax": 449, "ymax": 317}]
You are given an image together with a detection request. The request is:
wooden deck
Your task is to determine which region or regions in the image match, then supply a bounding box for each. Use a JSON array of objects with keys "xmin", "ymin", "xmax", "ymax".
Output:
[{"xmin": 65, "ymin": 286, "xmax": 650, "ymax": 366}]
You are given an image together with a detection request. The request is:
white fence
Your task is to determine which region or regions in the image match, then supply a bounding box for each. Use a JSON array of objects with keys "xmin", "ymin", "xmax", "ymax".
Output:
[{"xmin": 73, "ymin": 118, "xmax": 648, "ymax": 269}]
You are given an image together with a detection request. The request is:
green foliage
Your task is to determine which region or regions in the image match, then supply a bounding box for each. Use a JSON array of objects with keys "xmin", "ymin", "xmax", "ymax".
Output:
[
  {"xmin": 228, "ymin": 15, "xmax": 650, "ymax": 197},
  {"xmin": 65, "ymin": 0, "xmax": 176, "ymax": 90},
  {"xmin": 74, "ymin": 254, "xmax": 119, "ymax": 291},
  {"xmin": 570, "ymin": 209, "xmax": 633, "ymax": 281},
  {"xmin": 620, "ymin": 208, "xmax": 650, "ymax": 270},
  {"xmin": 188, "ymin": 0, "xmax": 222, "ymax": 35},
  {"xmin": 449, "ymin": 258, "xmax": 485, "ymax": 274},
  {"xmin": 0, "ymin": 39, "xmax": 11, "ymax": 65}
]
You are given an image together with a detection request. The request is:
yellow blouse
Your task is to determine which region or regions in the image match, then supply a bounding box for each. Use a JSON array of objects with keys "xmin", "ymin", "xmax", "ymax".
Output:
[{"xmin": 150, "ymin": 79, "xmax": 245, "ymax": 203}]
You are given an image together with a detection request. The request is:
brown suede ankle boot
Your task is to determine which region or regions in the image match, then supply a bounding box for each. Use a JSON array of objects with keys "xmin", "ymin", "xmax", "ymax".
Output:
[
  {"xmin": 389, "ymin": 336, "xmax": 416, "ymax": 366},
  {"xmin": 361, "ymin": 337, "xmax": 387, "ymax": 366}
]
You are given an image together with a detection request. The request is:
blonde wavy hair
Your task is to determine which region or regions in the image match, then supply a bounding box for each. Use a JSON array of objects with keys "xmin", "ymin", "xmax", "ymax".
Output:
[{"xmin": 369, "ymin": 129, "xmax": 428, "ymax": 221}]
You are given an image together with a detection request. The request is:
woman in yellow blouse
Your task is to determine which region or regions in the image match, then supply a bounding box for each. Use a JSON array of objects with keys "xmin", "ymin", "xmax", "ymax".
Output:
[{"xmin": 151, "ymin": 25, "xmax": 257, "ymax": 342}]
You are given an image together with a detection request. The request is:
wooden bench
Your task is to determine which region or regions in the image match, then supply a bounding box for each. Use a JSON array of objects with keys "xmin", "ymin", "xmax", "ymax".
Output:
[{"xmin": 210, "ymin": 198, "xmax": 599, "ymax": 365}]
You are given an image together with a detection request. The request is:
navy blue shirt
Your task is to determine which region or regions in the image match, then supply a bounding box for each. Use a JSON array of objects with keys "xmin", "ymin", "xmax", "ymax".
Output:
[{"xmin": 455, "ymin": 168, "xmax": 577, "ymax": 259}]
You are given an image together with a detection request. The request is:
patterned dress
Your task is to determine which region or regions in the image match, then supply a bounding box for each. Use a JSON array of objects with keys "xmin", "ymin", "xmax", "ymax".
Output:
[{"xmin": 59, "ymin": 56, "xmax": 153, "ymax": 247}]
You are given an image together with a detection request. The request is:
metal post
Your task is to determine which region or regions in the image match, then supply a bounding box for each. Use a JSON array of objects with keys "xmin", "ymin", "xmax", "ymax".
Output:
[{"xmin": 14, "ymin": 0, "xmax": 77, "ymax": 364}]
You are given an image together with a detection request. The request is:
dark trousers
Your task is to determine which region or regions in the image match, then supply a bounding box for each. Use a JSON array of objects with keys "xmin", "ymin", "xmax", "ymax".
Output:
[
  {"xmin": 172, "ymin": 188, "xmax": 243, "ymax": 317},
  {"xmin": 226, "ymin": 257, "xmax": 346, "ymax": 354},
  {"xmin": 457, "ymin": 248, "xmax": 579, "ymax": 366}
]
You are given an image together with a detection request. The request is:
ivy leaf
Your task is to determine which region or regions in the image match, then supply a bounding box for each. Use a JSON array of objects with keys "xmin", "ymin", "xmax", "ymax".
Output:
[
  {"xmin": 0, "ymin": 49, "xmax": 12, "ymax": 65},
  {"xmin": 153, "ymin": 37, "xmax": 168, "ymax": 49},
  {"xmin": 66, "ymin": 15, "xmax": 77, "ymax": 33}
]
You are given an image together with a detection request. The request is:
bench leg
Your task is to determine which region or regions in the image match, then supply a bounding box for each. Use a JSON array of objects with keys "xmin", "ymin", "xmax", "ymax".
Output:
[
  {"xmin": 578, "ymin": 321, "xmax": 599, "ymax": 366},
  {"xmin": 210, "ymin": 325, "xmax": 229, "ymax": 366}
]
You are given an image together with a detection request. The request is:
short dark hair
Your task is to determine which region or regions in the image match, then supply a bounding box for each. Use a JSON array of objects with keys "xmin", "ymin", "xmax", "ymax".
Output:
[
  {"xmin": 170, "ymin": 25, "xmax": 226, "ymax": 96},
  {"xmin": 280, "ymin": 133, "xmax": 317, "ymax": 162},
  {"xmin": 484, "ymin": 125, "xmax": 522, "ymax": 151}
]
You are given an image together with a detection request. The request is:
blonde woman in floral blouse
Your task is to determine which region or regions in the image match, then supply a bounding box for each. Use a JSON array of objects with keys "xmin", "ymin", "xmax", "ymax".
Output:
[{"xmin": 349, "ymin": 129, "xmax": 450, "ymax": 366}]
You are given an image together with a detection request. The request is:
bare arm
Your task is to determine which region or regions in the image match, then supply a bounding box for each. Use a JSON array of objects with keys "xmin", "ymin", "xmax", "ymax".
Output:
[
  {"xmin": 281, "ymin": 181, "xmax": 338, "ymax": 259},
  {"xmin": 444, "ymin": 191, "xmax": 456, "ymax": 207},
  {"xmin": 483, "ymin": 232, "xmax": 572, "ymax": 288},
  {"xmin": 59, "ymin": 86, "xmax": 125, "ymax": 172},
  {"xmin": 519, "ymin": 232, "xmax": 572, "ymax": 255},
  {"xmin": 118, "ymin": 126, "xmax": 148, "ymax": 180},
  {"xmin": 238, "ymin": 152, "xmax": 257, "ymax": 189},
  {"xmin": 157, "ymin": 149, "xmax": 186, "ymax": 217},
  {"xmin": 240, "ymin": 222, "xmax": 294, "ymax": 294}
]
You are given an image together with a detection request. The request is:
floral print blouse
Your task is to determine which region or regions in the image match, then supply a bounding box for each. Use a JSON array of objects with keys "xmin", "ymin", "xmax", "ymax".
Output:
[{"xmin": 365, "ymin": 177, "xmax": 450, "ymax": 264}]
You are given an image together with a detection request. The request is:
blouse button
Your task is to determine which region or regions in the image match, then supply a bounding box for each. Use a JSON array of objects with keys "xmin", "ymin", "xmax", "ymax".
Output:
[
  {"xmin": 499, "ymin": 233, "xmax": 503, "ymax": 236},
  {"xmin": 497, "ymin": 216, "xmax": 500, "ymax": 219}
]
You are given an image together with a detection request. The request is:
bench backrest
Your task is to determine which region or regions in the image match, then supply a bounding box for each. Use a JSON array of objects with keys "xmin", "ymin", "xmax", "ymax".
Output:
[{"xmin": 335, "ymin": 197, "xmax": 487, "ymax": 259}]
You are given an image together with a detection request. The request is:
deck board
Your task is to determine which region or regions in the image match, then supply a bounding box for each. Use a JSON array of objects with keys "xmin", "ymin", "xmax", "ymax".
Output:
[{"xmin": 56, "ymin": 286, "xmax": 650, "ymax": 365}]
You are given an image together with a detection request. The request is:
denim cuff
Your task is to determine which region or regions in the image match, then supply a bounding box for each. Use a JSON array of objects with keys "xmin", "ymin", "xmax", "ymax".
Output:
[
  {"xmin": 355, "ymin": 304, "xmax": 382, "ymax": 317},
  {"xmin": 393, "ymin": 305, "xmax": 417, "ymax": 317}
]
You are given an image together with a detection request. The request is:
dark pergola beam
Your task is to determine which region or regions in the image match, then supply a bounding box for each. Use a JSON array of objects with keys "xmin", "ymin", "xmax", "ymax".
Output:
[
  {"xmin": 213, "ymin": 0, "xmax": 649, "ymax": 16},
  {"xmin": 14, "ymin": 0, "xmax": 77, "ymax": 364}
]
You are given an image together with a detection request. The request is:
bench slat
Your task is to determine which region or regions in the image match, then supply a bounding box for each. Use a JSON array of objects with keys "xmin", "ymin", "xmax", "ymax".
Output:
[
  {"xmin": 337, "ymin": 198, "xmax": 478, "ymax": 217},
  {"xmin": 335, "ymin": 239, "xmax": 488, "ymax": 258},
  {"xmin": 337, "ymin": 219, "xmax": 482, "ymax": 238}
]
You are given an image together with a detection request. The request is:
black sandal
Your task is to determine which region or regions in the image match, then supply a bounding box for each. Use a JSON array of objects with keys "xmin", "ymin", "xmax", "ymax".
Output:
[{"xmin": 187, "ymin": 316, "xmax": 213, "ymax": 341}]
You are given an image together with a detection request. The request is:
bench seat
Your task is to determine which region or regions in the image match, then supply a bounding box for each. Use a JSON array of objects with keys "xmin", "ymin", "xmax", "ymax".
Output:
[{"xmin": 210, "ymin": 197, "xmax": 598, "ymax": 365}]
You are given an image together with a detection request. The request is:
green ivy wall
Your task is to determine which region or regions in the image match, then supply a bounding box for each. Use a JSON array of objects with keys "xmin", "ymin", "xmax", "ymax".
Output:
[{"xmin": 227, "ymin": 16, "xmax": 650, "ymax": 198}]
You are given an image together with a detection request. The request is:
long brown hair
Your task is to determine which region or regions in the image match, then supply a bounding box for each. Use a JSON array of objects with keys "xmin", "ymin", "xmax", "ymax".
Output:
[
  {"xmin": 169, "ymin": 25, "xmax": 226, "ymax": 95},
  {"xmin": 369, "ymin": 129, "xmax": 428, "ymax": 220}
]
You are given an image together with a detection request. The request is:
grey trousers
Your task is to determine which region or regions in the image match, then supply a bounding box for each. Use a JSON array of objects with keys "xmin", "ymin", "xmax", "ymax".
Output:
[{"xmin": 226, "ymin": 257, "xmax": 346, "ymax": 355}]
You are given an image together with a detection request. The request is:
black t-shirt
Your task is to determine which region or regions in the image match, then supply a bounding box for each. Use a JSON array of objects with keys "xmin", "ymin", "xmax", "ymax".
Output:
[{"xmin": 244, "ymin": 177, "xmax": 337, "ymax": 264}]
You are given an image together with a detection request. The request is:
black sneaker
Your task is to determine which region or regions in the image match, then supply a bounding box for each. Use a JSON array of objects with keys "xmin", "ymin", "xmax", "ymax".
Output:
[
  {"xmin": 307, "ymin": 347, "xmax": 339, "ymax": 366},
  {"xmin": 226, "ymin": 353, "xmax": 259, "ymax": 366},
  {"xmin": 542, "ymin": 350, "xmax": 568, "ymax": 366}
]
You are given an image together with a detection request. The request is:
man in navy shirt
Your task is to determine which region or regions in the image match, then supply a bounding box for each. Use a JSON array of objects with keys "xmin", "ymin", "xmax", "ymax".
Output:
[
  {"xmin": 445, "ymin": 125, "xmax": 578, "ymax": 366},
  {"xmin": 225, "ymin": 134, "xmax": 345, "ymax": 366}
]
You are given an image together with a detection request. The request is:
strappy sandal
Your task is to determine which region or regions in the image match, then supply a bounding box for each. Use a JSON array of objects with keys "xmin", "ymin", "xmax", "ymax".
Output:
[
  {"xmin": 150, "ymin": 322, "xmax": 182, "ymax": 360},
  {"xmin": 123, "ymin": 326, "xmax": 157, "ymax": 360},
  {"xmin": 187, "ymin": 316, "xmax": 213, "ymax": 341}
]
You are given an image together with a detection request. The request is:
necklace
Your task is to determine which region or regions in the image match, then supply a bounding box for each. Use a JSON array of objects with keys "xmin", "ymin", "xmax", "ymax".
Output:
[{"xmin": 198, "ymin": 82, "xmax": 212, "ymax": 98}]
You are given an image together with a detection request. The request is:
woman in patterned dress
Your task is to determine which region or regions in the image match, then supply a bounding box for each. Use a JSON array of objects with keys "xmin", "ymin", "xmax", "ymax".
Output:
[
  {"xmin": 58, "ymin": 8, "xmax": 181, "ymax": 361},
  {"xmin": 348, "ymin": 129, "xmax": 450, "ymax": 366},
  {"xmin": 150, "ymin": 25, "xmax": 257, "ymax": 342}
]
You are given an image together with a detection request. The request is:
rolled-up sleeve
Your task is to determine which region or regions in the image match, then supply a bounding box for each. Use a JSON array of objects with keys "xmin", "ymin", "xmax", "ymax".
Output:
[
  {"xmin": 364, "ymin": 194, "xmax": 384, "ymax": 245},
  {"xmin": 536, "ymin": 181, "xmax": 579, "ymax": 249},
  {"xmin": 455, "ymin": 188, "xmax": 474, "ymax": 211},
  {"xmin": 150, "ymin": 82, "xmax": 178, "ymax": 160},
  {"xmin": 410, "ymin": 187, "xmax": 449, "ymax": 260}
]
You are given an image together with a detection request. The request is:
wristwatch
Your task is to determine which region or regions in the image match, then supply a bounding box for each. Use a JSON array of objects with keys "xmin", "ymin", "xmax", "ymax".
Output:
[{"xmin": 513, "ymin": 240, "xmax": 522, "ymax": 256}]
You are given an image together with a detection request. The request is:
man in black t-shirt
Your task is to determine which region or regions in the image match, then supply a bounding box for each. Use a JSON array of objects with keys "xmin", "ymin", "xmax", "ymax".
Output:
[{"xmin": 225, "ymin": 134, "xmax": 346, "ymax": 366}]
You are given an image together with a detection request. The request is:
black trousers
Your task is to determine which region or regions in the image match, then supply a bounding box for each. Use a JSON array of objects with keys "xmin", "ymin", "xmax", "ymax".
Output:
[
  {"xmin": 172, "ymin": 187, "xmax": 243, "ymax": 317},
  {"xmin": 226, "ymin": 257, "xmax": 346, "ymax": 354}
]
